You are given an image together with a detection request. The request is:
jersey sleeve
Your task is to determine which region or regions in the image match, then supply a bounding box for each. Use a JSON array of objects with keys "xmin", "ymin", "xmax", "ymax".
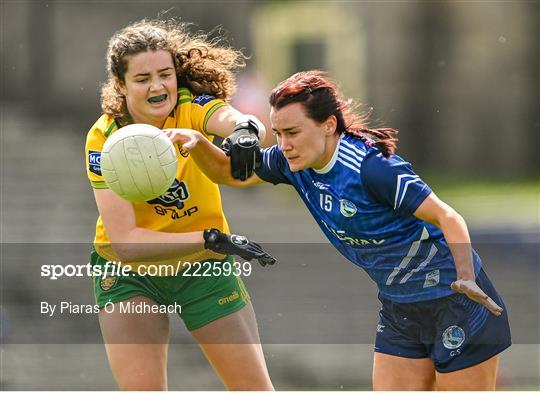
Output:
[
  {"xmin": 361, "ymin": 151, "xmax": 432, "ymax": 215},
  {"xmin": 255, "ymin": 145, "xmax": 292, "ymax": 185},
  {"xmin": 85, "ymin": 116, "xmax": 117, "ymax": 189},
  {"xmin": 189, "ymin": 93, "xmax": 226, "ymax": 135}
]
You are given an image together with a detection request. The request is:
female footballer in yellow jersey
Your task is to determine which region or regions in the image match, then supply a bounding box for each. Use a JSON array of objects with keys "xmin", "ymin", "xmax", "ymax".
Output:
[{"xmin": 84, "ymin": 19, "xmax": 274, "ymax": 390}]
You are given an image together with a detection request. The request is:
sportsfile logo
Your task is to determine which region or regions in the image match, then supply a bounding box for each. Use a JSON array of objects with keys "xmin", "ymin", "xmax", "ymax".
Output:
[{"xmin": 88, "ymin": 151, "xmax": 102, "ymax": 175}]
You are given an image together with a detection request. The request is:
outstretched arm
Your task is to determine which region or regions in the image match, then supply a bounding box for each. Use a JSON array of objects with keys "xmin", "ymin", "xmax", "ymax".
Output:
[
  {"xmin": 205, "ymin": 105, "xmax": 266, "ymax": 142},
  {"xmin": 165, "ymin": 128, "xmax": 265, "ymax": 188},
  {"xmin": 361, "ymin": 152, "xmax": 502, "ymax": 316},
  {"xmin": 93, "ymin": 188, "xmax": 274, "ymax": 265},
  {"xmin": 413, "ymin": 193, "xmax": 503, "ymax": 316}
]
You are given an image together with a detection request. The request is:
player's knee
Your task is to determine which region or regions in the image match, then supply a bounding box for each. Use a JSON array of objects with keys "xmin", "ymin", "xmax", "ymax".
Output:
[
  {"xmin": 374, "ymin": 376, "xmax": 434, "ymax": 391},
  {"xmin": 116, "ymin": 375, "xmax": 167, "ymax": 391},
  {"xmin": 225, "ymin": 376, "xmax": 274, "ymax": 391}
]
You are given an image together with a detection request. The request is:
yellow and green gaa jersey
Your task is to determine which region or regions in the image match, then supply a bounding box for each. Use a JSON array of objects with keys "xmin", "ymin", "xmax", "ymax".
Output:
[{"xmin": 85, "ymin": 88, "xmax": 230, "ymax": 270}]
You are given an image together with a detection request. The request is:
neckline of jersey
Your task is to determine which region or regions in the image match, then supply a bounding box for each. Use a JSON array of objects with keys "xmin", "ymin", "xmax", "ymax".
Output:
[{"xmin": 312, "ymin": 133, "xmax": 344, "ymax": 174}]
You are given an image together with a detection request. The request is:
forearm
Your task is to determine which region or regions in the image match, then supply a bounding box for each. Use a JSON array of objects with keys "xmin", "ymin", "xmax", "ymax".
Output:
[
  {"xmin": 207, "ymin": 107, "xmax": 266, "ymax": 142},
  {"xmin": 188, "ymin": 134, "xmax": 232, "ymax": 183},
  {"xmin": 414, "ymin": 194, "xmax": 475, "ymax": 281},
  {"xmin": 190, "ymin": 133, "xmax": 259, "ymax": 187},
  {"xmin": 111, "ymin": 228, "xmax": 205, "ymax": 263},
  {"xmin": 438, "ymin": 211, "xmax": 475, "ymax": 280}
]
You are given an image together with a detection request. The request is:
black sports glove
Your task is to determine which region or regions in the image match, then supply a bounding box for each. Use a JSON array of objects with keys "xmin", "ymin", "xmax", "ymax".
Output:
[
  {"xmin": 203, "ymin": 228, "xmax": 276, "ymax": 267},
  {"xmin": 221, "ymin": 118, "xmax": 262, "ymax": 181}
]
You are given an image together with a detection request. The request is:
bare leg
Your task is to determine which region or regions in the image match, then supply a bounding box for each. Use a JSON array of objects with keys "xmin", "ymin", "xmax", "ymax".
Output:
[
  {"xmin": 436, "ymin": 354, "xmax": 499, "ymax": 390},
  {"xmin": 373, "ymin": 352, "xmax": 436, "ymax": 390},
  {"xmin": 190, "ymin": 303, "xmax": 274, "ymax": 391},
  {"xmin": 98, "ymin": 296, "xmax": 170, "ymax": 390}
]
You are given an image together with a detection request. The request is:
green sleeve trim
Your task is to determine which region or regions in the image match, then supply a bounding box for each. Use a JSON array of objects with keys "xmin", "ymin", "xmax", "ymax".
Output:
[
  {"xmin": 203, "ymin": 102, "xmax": 226, "ymax": 133},
  {"xmin": 177, "ymin": 97, "xmax": 192, "ymax": 105},
  {"xmin": 104, "ymin": 121, "xmax": 117, "ymax": 138},
  {"xmin": 178, "ymin": 87, "xmax": 192, "ymax": 97},
  {"xmin": 90, "ymin": 180, "xmax": 108, "ymax": 189}
]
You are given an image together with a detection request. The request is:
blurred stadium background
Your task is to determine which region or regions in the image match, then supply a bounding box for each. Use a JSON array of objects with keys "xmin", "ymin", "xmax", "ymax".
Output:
[{"xmin": 1, "ymin": 0, "xmax": 538, "ymax": 390}]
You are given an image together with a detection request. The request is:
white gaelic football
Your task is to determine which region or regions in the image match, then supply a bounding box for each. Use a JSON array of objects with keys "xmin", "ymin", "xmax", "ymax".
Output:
[{"xmin": 100, "ymin": 124, "xmax": 178, "ymax": 202}]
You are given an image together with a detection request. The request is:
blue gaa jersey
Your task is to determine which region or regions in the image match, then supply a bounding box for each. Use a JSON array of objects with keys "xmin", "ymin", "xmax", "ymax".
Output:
[{"xmin": 256, "ymin": 133, "xmax": 482, "ymax": 303}]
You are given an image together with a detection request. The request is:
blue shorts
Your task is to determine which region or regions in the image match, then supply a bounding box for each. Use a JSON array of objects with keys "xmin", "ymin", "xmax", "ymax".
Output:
[{"xmin": 374, "ymin": 268, "xmax": 511, "ymax": 373}]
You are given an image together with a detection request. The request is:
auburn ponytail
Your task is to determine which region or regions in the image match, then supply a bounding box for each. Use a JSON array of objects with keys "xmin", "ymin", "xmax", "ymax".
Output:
[{"xmin": 269, "ymin": 70, "xmax": 398, "ymax": 157}]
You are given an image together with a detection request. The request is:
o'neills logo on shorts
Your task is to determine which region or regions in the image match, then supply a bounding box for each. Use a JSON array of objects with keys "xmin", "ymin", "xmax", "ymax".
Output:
[{"xmin": 218, "ymin": 291, "xmax": 239, "ymax": 305}]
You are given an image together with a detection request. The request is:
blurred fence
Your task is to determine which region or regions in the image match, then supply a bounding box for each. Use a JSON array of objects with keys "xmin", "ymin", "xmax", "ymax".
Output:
[
  {"xmin": 1, "ymin": 0, "xmax": 539, "ymax": 390},
  {"xmin": 1, "ymin": 0, "xmax": 539, "ymax": 176}
]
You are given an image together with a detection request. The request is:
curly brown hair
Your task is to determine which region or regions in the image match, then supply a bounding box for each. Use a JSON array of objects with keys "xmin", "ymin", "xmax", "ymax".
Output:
[{"xmin": 101, "ymin": 19, "xmax": 246, "ymax": 120}]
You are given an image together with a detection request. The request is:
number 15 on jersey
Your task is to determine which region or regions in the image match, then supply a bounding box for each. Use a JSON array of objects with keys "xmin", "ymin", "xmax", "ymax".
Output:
[{"xmin": 320, "ymin": 194, "xmax": 333, "ymax": 212}]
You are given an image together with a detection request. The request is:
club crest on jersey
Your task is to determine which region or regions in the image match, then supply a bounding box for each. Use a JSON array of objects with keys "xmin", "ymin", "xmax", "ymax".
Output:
[
  {"xmin": 442, "ymin": 325, "xmax": 465, "ymax": 349},
  {"xmin": 178, "ymin": 145, "xmax": 189, "ymax": 158},
  {"xmin": 231, "ymin": 235, "xmax": 248, "ymax": 246},
  {"xmin": 100, "ymin": 275, "xmax": 118, "ymax": 291},
  {"xmin": 88, "ymin": 151, "xmax": 102, "ymax": 175},
  {"xmin": 339, "ymin": 199, "xmax": 357, "ymax": 217},
  {"xmin": 192, "ymin": 94, "xmax": 215, "ymax": 106},
  {"xmin": 147, "ymin": 179, "xmax": 189, "ymax": 209}
]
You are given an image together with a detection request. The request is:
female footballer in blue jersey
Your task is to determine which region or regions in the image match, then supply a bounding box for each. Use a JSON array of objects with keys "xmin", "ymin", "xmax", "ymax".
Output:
[{"xmin": 166, "ymin": 70, "xmax": 511, "ymax": 390}]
